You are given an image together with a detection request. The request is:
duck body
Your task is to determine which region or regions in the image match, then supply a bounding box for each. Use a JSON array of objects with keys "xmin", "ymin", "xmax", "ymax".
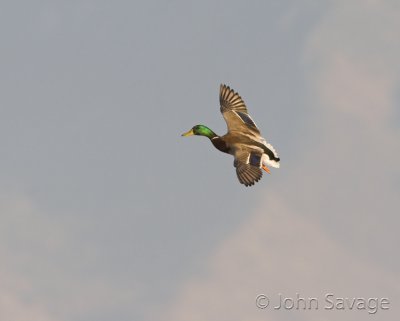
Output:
[{"xmin": 182, "ymin": 84, "xmax": 280, "ymax": 187}]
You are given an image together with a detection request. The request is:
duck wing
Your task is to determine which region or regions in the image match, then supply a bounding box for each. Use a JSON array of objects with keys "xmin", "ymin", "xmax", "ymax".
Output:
[
  {"xmin": 233, "ymin": 149, "xmax": 263, "ymax": 186},
  {"xmin": 219, "ymin": 84, "xmax": 261, "ymax": 136}
]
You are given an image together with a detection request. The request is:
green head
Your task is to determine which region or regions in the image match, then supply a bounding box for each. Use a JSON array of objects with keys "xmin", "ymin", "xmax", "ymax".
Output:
[{"xmin": 181, "ymin": 125, "xmax": 217, "ymax": 139}]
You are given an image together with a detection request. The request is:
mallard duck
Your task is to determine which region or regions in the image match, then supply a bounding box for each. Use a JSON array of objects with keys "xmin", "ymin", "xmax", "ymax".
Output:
[{"xmin": 182, "ymin": 84, "xmax": 280, "ymax": 187}]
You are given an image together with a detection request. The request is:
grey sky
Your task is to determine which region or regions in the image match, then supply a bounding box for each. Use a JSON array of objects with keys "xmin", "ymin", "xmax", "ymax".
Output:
[{"xmin": 1, "ymin": 1, "xmax": 399, "ymax": 321}]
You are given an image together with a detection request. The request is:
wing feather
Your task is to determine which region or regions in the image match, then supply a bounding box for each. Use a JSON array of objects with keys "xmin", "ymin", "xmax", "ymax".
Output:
[
  {"xmin": 219, "ymin": 84, "xmax": 260, "ymax": 135},
  {"xmin": 219, "ymin": 84, "xmax": 247, "ymax": 113},
  {"xmin": 233, "ymin": 150, "xmax": 263, "ymax": 187}
]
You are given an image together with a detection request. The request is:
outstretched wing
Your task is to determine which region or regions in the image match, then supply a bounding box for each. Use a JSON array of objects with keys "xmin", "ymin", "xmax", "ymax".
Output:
[
  {"xmin": 219, "ymin": 84, "xmax": 261, "ymax": 135},
  {"xmin": 233, "ymin": 149, "xmax": 263, "ymax": 187}
]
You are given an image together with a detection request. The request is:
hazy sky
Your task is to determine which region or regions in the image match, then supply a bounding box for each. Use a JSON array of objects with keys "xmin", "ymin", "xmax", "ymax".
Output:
[{"xmin": 1, "ymin": 1, "xmax": 399, "ymax": 321}]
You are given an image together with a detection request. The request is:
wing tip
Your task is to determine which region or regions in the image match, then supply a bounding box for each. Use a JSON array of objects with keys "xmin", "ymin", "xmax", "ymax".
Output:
[
  {"xmin": 219, "ymin": 83, "xmax": 247, "ymax": 113},
  {"xmin": 220, "ymin": 83, "xmax": 234, "ymax": 95},
  {"xmin": 236, "ymin": 164, "xmax": 263, "ymax": 187}
]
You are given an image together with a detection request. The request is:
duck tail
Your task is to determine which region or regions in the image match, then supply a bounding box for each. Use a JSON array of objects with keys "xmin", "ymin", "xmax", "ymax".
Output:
[{"xmin": 261, "ymin": 143, "xmax": 280, "ymax": 169}]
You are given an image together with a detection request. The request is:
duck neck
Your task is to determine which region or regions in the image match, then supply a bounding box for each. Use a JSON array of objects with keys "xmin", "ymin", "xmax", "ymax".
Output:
[{"xmin": 199, "ymin": 126, "xmax": 218, "ymax": 140}]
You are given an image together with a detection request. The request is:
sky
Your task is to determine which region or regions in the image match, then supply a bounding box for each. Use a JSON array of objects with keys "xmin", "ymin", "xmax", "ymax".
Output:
[{"xmin": 1, "ymin": 1, "xmax": 399, "ymax": 321}]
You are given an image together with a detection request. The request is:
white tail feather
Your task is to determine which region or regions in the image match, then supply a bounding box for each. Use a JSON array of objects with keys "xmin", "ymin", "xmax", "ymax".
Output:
[{"xmin": 261, "ymin": 143, "xmax": 280, "ymax": 169}]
